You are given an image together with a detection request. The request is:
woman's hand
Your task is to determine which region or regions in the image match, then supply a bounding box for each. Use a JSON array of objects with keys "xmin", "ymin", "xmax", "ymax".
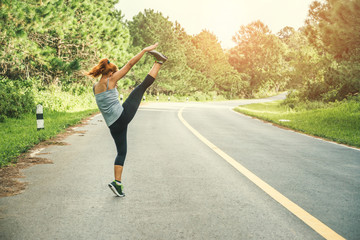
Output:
[
  {"xmin": 112, "ymin": 43, "xmax": 159, "ymax": 82},
  {"xmin": 143, "ymin": 43, "xmax": 158, "ymax": 52}
]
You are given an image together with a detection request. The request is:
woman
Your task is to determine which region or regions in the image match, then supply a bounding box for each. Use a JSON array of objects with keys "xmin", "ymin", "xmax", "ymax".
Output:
[{"xmin": 87, "ymin": 43, "xmax": 167, "ymax": 197}]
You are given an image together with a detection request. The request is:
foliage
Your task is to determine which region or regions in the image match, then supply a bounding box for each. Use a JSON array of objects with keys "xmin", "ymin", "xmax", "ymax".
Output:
[
  {"xmin": 33, "ymin": 83, "xmax": 97, "ymax": 112},
  {"xmin": 229, "ymin": 21, "xmax": 288, "ymax": 95},
  {"xmin": 127, "ymin": 9, "xmax": 247, "ymax": 98},
  {"xmin": 191, "ymin": 30, "xmax": 248, "ymax": 98},
  {"xmin": 127, "ymin": 9, "xmax": 190, "ymax": 95},
  {"xmin": 297, "ymin": 0, "xmax": 360, "ymax": 102},
  {"xmin": 0, "ymin": 0, "xmax": 358, "ymax": 113},
  {"xmin": 0, "ymin": 0, "xmax": 130, "ymax": 84},
  {"xmin": 227, "ymin": 0, "xmax": 359, "ymax": 103},
  {"xmin": 305, "ymin": 0, "xmax": 360, "ymax": 60},
  {"xmin": 0, "ymin": 74, "xmax": 97, "ymax": 121},
  {"xmin": 0, "ymin": 77, "xmax": 35, "ymax": 121}
]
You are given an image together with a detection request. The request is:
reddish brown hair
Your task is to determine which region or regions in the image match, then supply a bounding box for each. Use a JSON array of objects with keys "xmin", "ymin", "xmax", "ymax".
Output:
[{"xmin": 86, "ymin": 58, "xmax": 118, "ymax": 78}]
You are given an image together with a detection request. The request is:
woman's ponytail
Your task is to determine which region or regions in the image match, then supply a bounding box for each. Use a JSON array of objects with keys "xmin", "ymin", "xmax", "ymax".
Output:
[{"xmin": 86, "ymin": 58, "xmax": 113, "ymax": 78}]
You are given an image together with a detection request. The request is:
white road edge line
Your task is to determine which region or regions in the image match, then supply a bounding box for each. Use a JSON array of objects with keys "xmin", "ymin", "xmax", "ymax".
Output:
[
  {"xmin": 230, "ymin": 107, "xmax": 360, "ymax": 152},
  {"xmin": 178, "ymin": 107, "xmax": 345, "ymax": 240}
]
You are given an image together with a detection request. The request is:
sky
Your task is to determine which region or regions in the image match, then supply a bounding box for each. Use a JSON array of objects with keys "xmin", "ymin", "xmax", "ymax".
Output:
[{"xmin": 115, "ymin": 0, "xmax": 315, "ymax": 49}]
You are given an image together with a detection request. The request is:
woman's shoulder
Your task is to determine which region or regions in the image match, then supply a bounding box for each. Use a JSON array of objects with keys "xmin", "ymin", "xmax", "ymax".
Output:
[
  {"xmin": 94, "ymin": 81, "xmax": 107, "ymax": 95},
  {"xmin": 107, "ymin": 76, "xmax": 118, "ymax": 89}
]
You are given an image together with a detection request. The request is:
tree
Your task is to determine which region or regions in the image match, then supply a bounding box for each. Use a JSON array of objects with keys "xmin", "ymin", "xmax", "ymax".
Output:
[
  {"xmin": 192, "ymin": 30, "xmax": 247, "ymax": 97},
  {"xmin": 302, "ymin": 0, "xmax": 360, "ymax": 101},
  {"xmin": 127, "ymin": 10, "xmax": 248, "ymax": 98},
  {"xmin": 305, "ymin": 0, "xmax": 360, "ymax": 60},
  {"xmin": 0, "ymin": 0, "xmax": 130, "ymax": 84},
  {"xmin": 229, "ymin": 20, "xmax": 287, "ymax": 94},
  {"xmin": 277, "ymin": 26, "xmax": 296, "ymax": 43},
  {"xmin": 127, "ymin": 9, "xmax": 192, "ymax": 95}
]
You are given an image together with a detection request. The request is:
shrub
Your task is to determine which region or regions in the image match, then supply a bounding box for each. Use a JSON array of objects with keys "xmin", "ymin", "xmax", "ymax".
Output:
[
  {"xmin": 0, "ymin": 77, "xmax": 35, "ymax": 121},
  {"xmin": 32, "ymin": 84, "xmax": 97, "ymax": 112}
]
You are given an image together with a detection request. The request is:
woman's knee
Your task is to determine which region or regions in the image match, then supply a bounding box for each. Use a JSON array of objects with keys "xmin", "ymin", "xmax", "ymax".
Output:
[{"xmin": 114, "ymin": 154, "xmax": 126, "ymax": 166}]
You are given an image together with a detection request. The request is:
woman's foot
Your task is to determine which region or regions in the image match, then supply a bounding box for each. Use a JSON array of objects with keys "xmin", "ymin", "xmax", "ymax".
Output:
[
  {"xmin": 108, "ymin": 181, "xmax": 125, "ymax": 197},
  {"xmin": 148, "ymin": 50, "xmax": 168, "ymax": 63}
]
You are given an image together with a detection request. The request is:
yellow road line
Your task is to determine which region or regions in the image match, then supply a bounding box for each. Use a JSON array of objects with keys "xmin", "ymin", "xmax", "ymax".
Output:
[{"xmin": 178, "ymin": 107, "xmax": 345, "ymax": 240}]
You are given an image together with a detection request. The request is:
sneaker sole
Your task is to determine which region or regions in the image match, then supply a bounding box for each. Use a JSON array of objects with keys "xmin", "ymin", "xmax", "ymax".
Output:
[
  {"xmin": 149, "ymin": 51, "xmax": 168, "ymax": 62},
  {"xmin": 108, "ymin": 183, "xmax": 125, "ymax": 197}
]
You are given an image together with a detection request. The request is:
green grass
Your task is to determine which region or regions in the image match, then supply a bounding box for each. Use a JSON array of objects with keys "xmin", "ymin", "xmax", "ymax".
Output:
[
  {"xmin": 234, "ymin": 100, "xmax": 360, "ymax": 147},
  {"xmin": 0, "ymin": 109, "xmax": 98, "ymax": 167}
]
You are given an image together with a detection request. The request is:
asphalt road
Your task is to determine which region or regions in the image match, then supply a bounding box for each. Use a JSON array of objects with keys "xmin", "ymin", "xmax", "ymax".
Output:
[{"xmin": 1, "ymin": 94, "xmax": 359, "ymax": 240}]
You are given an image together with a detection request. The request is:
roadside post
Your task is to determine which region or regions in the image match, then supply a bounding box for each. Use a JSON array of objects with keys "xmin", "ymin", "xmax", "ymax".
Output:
[{"xmin": 36, "ymin": 104, "xmax": 44, "ymax": 131}]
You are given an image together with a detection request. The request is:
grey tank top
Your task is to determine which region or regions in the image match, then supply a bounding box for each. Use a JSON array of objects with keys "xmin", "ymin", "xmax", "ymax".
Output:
[{"xmin": 93, "ymin": 78, "xmax": 123, "ymax": 127}]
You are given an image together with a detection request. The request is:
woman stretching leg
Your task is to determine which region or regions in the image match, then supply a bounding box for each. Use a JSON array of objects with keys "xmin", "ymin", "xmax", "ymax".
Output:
[{"xmin": 87, "ymin": 43, "xmax": 167, "ymax": 197}]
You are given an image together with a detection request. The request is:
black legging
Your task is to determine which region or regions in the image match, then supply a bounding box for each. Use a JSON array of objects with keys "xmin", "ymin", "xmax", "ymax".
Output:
[{"xmin": 109, "ymin": 74, "xmax": 155, "ymax": 166}]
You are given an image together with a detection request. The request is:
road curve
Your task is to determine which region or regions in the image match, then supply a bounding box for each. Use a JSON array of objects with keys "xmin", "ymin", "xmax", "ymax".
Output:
[{"xmin": 0, "ymin": 95, "xmax": 359, "ymax": 240}]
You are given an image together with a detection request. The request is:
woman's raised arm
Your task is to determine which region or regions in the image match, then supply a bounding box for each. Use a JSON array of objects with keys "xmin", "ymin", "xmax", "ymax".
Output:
[{"xmin": 110, "ymin": 43, "xmax": 158, "ymax": 83}]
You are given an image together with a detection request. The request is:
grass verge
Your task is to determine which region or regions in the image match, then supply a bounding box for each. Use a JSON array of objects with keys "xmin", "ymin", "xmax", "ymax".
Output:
[
  {"xmin": 234, "ymin": 100, "xmax": 360, "ymax": 148},
  {"xmin": 0, "ymin": 109, "xmax": 98, "ymax": 167}
]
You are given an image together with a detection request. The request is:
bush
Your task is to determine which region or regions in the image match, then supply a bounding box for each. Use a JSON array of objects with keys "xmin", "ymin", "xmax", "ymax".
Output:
[
  {"xmin": 193, "ymin": 91, "xmax": 208, "ymax": 101},
  {"xmin": 281, "ymin": 90, "xmax": 299, "ymax": 109},
  {"xmin": 33, "ymin": 84, "xmax": 97, "ymax": 112},
  {"xmin": 283, "ymin": 89, "xmax": 360, "ymax": 112},
  {"xmin": 291, "ymin": 58, "xmax": 360, "ymax": 103},
  {"xmin": 0, "ymin": 77, "xmax": 35, "ymax": 120}
]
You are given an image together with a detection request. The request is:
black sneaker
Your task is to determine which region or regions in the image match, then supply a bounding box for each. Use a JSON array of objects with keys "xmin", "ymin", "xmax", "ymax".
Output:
[
  {"xmin": 108, "ymin": 181, "xmax": 125, "ymax": 197},
  {"xmin": 148, "ymin": 50, "xmax": 168, "ymax": 63}
]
